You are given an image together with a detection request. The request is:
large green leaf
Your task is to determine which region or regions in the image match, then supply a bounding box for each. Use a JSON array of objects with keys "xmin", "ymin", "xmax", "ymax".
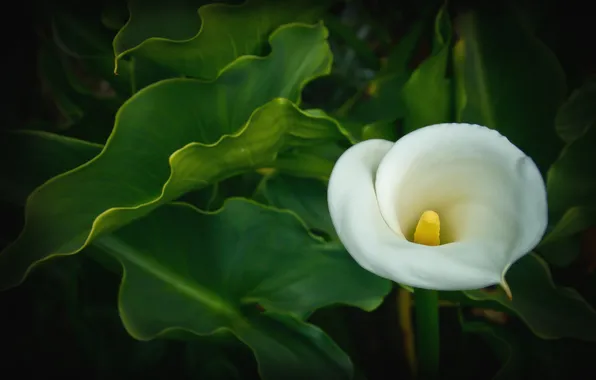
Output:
[
  {"xmin": 457, "ymin": 253, "xmax": 596, "ymax": 341},
  {"xmin": 272, "ymin": 148, "xmax": 335, "ymax": 180},
  {"xmin": 268, "ymin": 138, "xmax": 345, "ymax": 180},
  {"xmin": 0, "ymin": 23, "xmax": 339, "ymax": 290},
  {"xmin": 114, "ymin": 0, "xmax": 333, "ymax": 82},
  {"xmin": 0, "ymin": 130, "xmax": 101, "ymax": 205},
  {"xmin": 453, "ymin": 3, "xmax": 566, "ymax": 172},
  {"xmin": 401, "ymin": 4, "xmax": 452, "ymax": 133},
  {"xmin": 94, "ymin": 199, "xmax": 390, "ymax": 378},
  {"xmin": 260, "ymin": 174, "xmax": 336, "ymax": 240}
]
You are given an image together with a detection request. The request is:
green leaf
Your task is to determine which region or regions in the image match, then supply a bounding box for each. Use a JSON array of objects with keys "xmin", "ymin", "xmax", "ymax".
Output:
[
  {"xmin": 546, "ymin": 123, "xmax": 596, "ymax": 237},
  {"xmin": 272, "ymin": 140, "xmax": 345, "ymax": 180},
  {"xmin": 381, "ymin": 16, "xmax": 427, "ymax": 75},
  {"xmin": 461, "ymin": 253, "xmax": 596, "ymax": 341},
  {"xmin": 401, "ymin": 4, "xmax": 452, "ymax": 133},
  {"xmin": 0, "ymin": 130, "xmax": 101, "ymax": 205},
  {"xmin": 462, "ymin": 322, "xmax": 523, "ymax": 380},
  {"xmin": 114, "ymin": 0, "xmax": 333, "ymax": 82},
  {"xmin": 334, "ymin": 11, "xmax": 433, "ymax": 143},
  {"xmin": 273, "ymin": 150, "xmax": 335, "ymax": 180},
  {"xmin": 237, "ymin": 312, "xmax": 353, "ymax": 379},
  {"xmin": 544, "ymin": 79, "xmax": 596, "ymax": 246},
  {"xmin": 0, "ymin": 23, "xmax": 338, "ymax": 290},
  {"xmin": 114, "ymin": 0, "xmax": 210, "ymax": 53},
  {"xmin": 339, "ymin": 74, "xmax": 408, "ymax": 142},
  {"xmin": 260, "ymin": 174, "xmax": 336, "ymax": 239},
  {"xmin": 94, "ymin": 200, "xmax": 390, "ymax": 378},
  {"xmin": 323, "ymin": 13, "xmax": 380, "ymax": 70},
  {"xmin": 361, "ymin": 121, "xmax": 399, "ymax": 142},
  {"xmin": 555, "ymin": 78, "xmax": 596, "ymax": 144},
  {"xmin": 98, "ymin": 199, "xmax": 389, "ymax": 316},
  {"xmin": 453, "ymin": 3, "xmax": 566, "ymax": 172},
  {"xmin": 379, "ymin": 3, "xmax": 438, "ymax": 78},
  {"xmin": 537, "ymin": 234, "xmax": 581, "ymax": 267},
  {"xmin": 0, "ymin": 101, "xmax": 343, "ymax": 289},
  {"xmin": 541, "ymin": 206, "xmax": 596, "ymax": 246}
]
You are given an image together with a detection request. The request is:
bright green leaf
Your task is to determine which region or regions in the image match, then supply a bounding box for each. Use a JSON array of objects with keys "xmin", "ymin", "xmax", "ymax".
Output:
[
  {"xmin": 273, "ymin": 151, "xmax": 336, "ymax": 180},
  {"xmin": 462, "ymin": 253, "xmax": 596, "ymax": 341},
  {"xmin": 94, "ymin": 200, "xmax": 390, "ymax": 378},
  {"xmin": 401, "ymin": 5, "xmax": 452, "ymax": 133},
  {"xmin": 95, "ymin": 199, "xmax": 389, "ymax": 318},
  {"xmin": 114, "ymin": 0, "xmax": 333, "ymax": 81},
  {"xmin": 453, "ymin": 3, "xmax": 566, "ymax": 172},
  {"xmin": 0, "ymin": 102, "xmax": 342, "ymax": 289},
  {"xmin": 0, "ymin": 23, "xmax": 336, "ymax": 290}
]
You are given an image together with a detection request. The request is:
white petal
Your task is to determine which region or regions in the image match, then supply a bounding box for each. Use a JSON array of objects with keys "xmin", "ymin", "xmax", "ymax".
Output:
[{"xmin": 327, "ymin": 124, "xmax": 547, "ymax": 290}]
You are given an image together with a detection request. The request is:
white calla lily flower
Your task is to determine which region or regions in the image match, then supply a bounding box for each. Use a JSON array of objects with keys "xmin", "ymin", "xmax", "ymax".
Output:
[{"xmin": 328, "ymin": 123, "xmax": 547, "ymax": 293}]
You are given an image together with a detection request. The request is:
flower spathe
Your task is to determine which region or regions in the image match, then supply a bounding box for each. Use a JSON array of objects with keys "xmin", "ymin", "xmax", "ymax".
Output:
[{"xmin": 327, "ymin": 123, "xmax": 547, "ymax": 291}]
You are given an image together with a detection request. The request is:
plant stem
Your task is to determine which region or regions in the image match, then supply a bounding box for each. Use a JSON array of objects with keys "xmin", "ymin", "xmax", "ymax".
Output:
[
  {"xmin": 414, "ymin": 288, "xmax": 440, "ymax": 379},
  {"xmin": 397, "ymin": 287, "xmax": 417, "ymax": 377}
]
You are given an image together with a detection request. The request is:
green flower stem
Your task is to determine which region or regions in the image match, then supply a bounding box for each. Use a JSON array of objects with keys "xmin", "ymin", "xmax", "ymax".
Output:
[{"xmin": 414, "ymin": 288, "xmax": 440, "ymax": 379}]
